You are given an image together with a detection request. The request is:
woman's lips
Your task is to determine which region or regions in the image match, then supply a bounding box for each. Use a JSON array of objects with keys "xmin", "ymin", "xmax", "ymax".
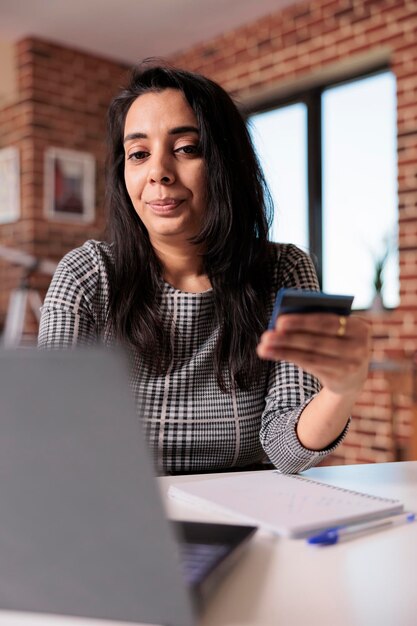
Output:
[{"xmin": 147, "ymin": 199, "xmax": 183, "ymax": 214}]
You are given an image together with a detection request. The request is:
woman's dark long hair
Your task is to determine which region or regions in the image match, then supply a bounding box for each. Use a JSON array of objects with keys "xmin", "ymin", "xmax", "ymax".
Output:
[{"xmin": 105, "ymin": 61, "xmax": 273, "ymax": 391}]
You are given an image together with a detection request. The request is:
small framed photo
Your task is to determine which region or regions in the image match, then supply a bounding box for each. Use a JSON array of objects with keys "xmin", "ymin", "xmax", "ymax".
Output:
[
  {"xmin": 44, "ymin": 147, "xmax": 95, "ymax": 222},
  {"xmin": 0, "ymin": 146, "xmax": 20, "ymax": 224}
]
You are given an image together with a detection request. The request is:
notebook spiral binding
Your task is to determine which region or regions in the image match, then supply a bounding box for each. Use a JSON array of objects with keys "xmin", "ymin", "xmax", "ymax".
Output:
[{"xmin": 284, "ymin": 472, "xmax": 400, "ymax": 504}]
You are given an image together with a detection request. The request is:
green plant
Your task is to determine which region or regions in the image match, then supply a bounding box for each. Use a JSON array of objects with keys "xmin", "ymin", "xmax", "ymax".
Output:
[{"xmin": 373, "ymin": 248, "xmax": 389, "ymax": 294}]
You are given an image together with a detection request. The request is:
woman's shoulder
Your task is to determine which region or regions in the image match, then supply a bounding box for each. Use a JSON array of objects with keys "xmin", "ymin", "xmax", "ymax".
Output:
[
  {"xmin": 267, "ymin": 241, "xmax": 311, "ymax": 263},
  {"xmin": 58, "ymin": 240, "xmax": 114, "ymax": 279},
  {"xmin": 266, "ymin": 241, "xmax": 319, "ymax": 290}
]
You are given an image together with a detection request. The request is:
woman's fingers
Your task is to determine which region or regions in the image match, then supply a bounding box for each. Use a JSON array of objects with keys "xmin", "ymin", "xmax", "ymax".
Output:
[
  {"xmin": 257, "ymin": 313, "xmax": 371, "ymax": 395},
  {"xmin": 259, "ymin": 314, "xmax": 368, "ymax": 354},
  {"xmin": 274, "ymin": 312, "xmax": 361, "ymax": 338}
]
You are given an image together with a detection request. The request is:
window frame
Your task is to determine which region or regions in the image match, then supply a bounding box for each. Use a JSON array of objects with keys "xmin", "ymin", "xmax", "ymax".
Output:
[{"xmin": 245, "ymin": 65, "xmax": 391, "ymax": 289}]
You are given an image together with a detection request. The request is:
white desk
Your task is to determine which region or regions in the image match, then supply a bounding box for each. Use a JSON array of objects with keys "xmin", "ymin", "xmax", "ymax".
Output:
[
  {"xmin": 1, "ymin": 462, "xmax": 416, "ymax": 626},
  {"xmin": 161, "ymin": 461, "xmax": 417, "ymax": 626}
]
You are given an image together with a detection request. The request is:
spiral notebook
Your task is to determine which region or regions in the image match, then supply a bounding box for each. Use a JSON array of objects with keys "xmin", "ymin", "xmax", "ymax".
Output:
[{"xmin": 168, "ymin": 471, "xmax": 404, "ymax": 538}]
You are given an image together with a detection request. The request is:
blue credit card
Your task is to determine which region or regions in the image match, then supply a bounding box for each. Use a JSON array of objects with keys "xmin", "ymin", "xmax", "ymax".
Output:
[{"xmin": 268, "ymin": 288, "xmax": 354, "ymax": 330}]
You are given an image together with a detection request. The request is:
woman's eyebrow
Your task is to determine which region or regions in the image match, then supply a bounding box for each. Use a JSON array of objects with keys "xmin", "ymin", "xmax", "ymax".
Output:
[
  {"xmin": 124, "ymin": 126, "xmax": 199, "ymax": 144},
  {"xmin": 168, "ymin": 125, "xmax": 199, "ymax": 136},
  {"xmin": 124, "ymin": 132, "xmax": 146, "ymax": 144}
]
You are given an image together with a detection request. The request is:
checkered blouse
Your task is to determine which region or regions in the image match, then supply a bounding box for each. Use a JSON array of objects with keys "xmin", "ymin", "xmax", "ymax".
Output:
[{"xmin": 38, "ymin": 240, "xmax": 348, "ymax": 474}]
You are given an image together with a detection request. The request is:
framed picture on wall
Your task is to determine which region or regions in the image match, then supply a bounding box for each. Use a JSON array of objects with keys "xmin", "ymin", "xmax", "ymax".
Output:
[
  {"xmin": 0, "ymin": 146, "xmax": 20, "ymax": 224},
  {"xmin": 44, "ymin": 147, "xmax": 95, "ymax": 222}
]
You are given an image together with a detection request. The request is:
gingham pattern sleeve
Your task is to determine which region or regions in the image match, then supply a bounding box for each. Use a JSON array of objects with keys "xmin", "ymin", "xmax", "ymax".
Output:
[
  {"xmin": 38, "ymin": 242, "xmax": 104, "ymax": 348},
  {"xmin": 259, "ymin": 244, "xmax": 349, "ymax": 473}
]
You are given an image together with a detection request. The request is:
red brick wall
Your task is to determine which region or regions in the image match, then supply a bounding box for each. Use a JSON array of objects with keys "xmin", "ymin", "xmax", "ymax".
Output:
[
  {"xmin": 0, "ymin": 39, "xmax": 128, "ymax": 333},
  {"xmin": 1, "ymin": 0, "xmax": 417, "ymax": 464},
  {"xmin": 0, "ymin": 56, "xmax": 34, "ymax": 326}
]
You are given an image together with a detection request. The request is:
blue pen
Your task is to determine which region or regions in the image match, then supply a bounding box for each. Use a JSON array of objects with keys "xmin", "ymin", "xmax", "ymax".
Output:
[{"xmin": 307, "ymin": 512, "xmax": 416, "ymax": 546}]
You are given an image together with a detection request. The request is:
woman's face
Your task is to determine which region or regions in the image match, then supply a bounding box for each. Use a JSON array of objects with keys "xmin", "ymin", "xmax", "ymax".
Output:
[{"xmin": 123, "ymin": 88, "xmax": 206, "ymax": 246}]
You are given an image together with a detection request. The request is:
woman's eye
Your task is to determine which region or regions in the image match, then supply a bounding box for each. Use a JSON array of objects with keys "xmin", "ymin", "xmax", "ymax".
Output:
[
  {"xmin": 127, "ymin": 151, "xmax": 149, "ymax": 161},
  {"xmin": 176, "ymin": 145, "xmax": 199, "ymax": 155}
]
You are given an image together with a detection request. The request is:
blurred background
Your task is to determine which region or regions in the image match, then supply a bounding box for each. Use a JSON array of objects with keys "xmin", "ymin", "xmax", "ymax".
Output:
[{"xmin": 1, "ymin": 0, "xmax": 416, "ymax": 465}]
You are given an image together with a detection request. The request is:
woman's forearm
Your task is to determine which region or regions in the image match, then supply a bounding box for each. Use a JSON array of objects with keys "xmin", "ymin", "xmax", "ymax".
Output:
[{"xmin": 295, "ymin": 386, "xmax": 355, "ymax": 451}]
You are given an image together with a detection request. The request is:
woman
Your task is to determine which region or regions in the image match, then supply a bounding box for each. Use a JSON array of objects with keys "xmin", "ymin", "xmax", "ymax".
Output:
[{"xmin": 38, "ymin": 62, "xmax": 370, "ymax": 475}]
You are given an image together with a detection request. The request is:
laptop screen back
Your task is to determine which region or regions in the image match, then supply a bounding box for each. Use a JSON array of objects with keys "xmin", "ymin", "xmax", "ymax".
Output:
[{"xmin": 0, "ymin": 348, "xmax": 194, "ymax": 626}]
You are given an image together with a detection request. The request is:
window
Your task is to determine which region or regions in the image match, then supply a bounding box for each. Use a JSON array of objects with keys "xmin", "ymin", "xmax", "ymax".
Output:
[
  {"xmin": 248, "ymin": 70, "xmax": 399, "ymax": 310},
  {"xmin": 249, "ymin": 103, "xmax": 308, "ymax": 251}
]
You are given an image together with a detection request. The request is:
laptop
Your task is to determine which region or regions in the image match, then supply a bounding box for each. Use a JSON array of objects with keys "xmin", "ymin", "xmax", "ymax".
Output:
[{"xmin": 0, "ymin": 348, "xmax": 256, "ymax": 626}]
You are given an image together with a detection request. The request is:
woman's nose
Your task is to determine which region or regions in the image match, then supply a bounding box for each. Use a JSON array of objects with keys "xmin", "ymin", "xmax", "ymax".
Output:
[{"xmin": 148, "ymin": 154, "xmax": 175, "ymax": 185}]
